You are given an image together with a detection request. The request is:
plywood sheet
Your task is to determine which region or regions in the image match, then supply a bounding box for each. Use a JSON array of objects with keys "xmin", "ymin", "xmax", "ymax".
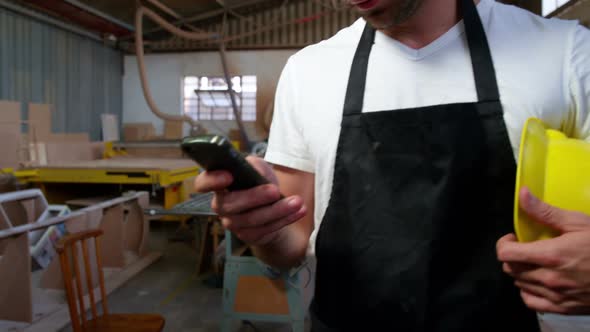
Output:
[
  {"xmin": 48, "ymin": 133, "xmax": 90, "ymax": 143},
  {"xmin": 38, "ymin": 157, "xmax": 196, "ymax": 171},
  {"xmin": 99, "ymin": 205, "xmax": 125, "ymax": 268},
  {"xmin": 123, "ymin": 123, "xmax": 156, "ymax": 142},
  {"xmin": 28, "ymin": 103, "xmax": 52, "ymax": 142},
  {"xmin": 0, "ymin": 233, "xmax": 33, "ymax": 322},
  {"xmin": 45, "ymin": 142, "xmax": 94, "ymax": 164},
  {"xmin": 0, "ymin": 100, "xmax": 21, "ymax": 123},
  {"xmin": 0, "ymin": 123, "xmax": 22, "ymax": 169},
  {"xmin": 124, "ymin": 201, "xmax": 143, "ymax": 254},
  {"xmin": 123, "ymin": 146, "xmax": 184, "ymax": 159},
  {"xmin": 40, "ymin": 142, "xmax": 103, "ymax": 165},
  {"xmin": 234, "ymin": 276, "xmax": 289, "ymax": 315}
]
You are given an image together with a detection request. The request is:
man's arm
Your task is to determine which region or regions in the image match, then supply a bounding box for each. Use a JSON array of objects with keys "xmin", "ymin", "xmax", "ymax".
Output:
[
  {"xmin": 194, "ymin": 158, "xmax": 314, "ymax": 270},
  {"xmin": 251, "ymin": 165, "xmax": 315, "ymax": 269}
]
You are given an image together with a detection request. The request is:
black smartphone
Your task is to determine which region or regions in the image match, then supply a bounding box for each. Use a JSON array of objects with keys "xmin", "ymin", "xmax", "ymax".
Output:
[{"xmin": 181, "ymin": 135, "xmax": 270, "ymax": 191}]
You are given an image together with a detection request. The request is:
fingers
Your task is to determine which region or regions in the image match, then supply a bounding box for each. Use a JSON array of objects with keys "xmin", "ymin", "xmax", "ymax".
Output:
[
  {"xmin": 224, "ymin": 205, "xmax": 307, "ymax": 245},
  {"xmin": 502, "ymin": 262, "xmax": 537, "ymax": 276},
  {"xmin": 519, "ymin": 187, "xmax": 590, "ymax": 233},
  {"xmin": 194, "ymin": 170, "xmax": 233, "ymax": 193},
  {"xmin": 519, "ymin": 290, "xmax": 569, "ymax": 314},
  {"xmin": 515, "ymin": 280, "xmax": 569, "ymax": 305},
  {"xmin": 222, "ymin": 196, "xmax": 305, "ymax": 229},
  {"xmin": 212, "ymin": 184, "xmax": 281, "ymax": 215},
  {"xmin": 496, "ymin": 232, "xmax": 562, "ymax": 267},
  {"xmin": 519, "ymin": 289, "xmax": 589, "ymax": 315}
]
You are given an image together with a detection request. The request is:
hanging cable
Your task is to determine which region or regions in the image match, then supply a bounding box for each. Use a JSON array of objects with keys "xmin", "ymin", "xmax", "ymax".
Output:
[
  {"xmin": 135, "ymin": 5, "xmax": 219, "ymax": 134},
  {"xmin": 218, "ymin": 9, "xmax": 252, "ymax": 151}
]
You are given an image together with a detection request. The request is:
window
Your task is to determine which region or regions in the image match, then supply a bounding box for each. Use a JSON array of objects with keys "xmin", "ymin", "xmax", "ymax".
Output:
[
  {"xmin": 183, "ymin": 75, "xmax": 257, "ymax": 121},
  {"xmin": 543, "ymin": 0, "xmax": 572, "ymax": 16}
]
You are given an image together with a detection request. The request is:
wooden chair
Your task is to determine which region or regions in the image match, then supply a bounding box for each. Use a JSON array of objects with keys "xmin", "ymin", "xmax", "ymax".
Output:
[{"xmin": 55, "ymin": 229, "xmax": 165, "ymax": 332}]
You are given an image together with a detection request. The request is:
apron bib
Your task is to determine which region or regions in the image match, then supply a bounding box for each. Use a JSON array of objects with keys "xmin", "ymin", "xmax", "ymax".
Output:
[{"xmin": 310, "ymin": 0, "xmax": 540, "ymax": 331}]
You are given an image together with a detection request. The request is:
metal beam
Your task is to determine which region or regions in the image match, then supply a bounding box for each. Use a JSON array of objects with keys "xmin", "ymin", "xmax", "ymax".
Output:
[
  {"xmin": 62, "ymin": 0, "xmax": 135, "ymax": 31},
  {"xmin": 0, "ymin": 0, "xmax": 101, "ymax": 42}
]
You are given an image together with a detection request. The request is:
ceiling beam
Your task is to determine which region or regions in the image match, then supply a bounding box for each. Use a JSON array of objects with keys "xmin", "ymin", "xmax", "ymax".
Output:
[
  {"xmin": 62, "ymin": 0, "xmax": 134, "ymax": 31},
  {"xmin": 145, "ymin": 0, "xmax": 205, "ymax": 32},
  {"xmin": 0, "ymin": 0, "xmax": 102, "ymax": 41}
]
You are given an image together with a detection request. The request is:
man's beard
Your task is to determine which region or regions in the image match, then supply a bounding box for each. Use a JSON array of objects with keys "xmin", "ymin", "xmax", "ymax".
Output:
[
  {"xmin": 338, "ymin": 0, "xmax": 425, "ymax": 30},
  {"xmin": 380, "ymin": 0, "xmax": 423, "ymax": 29}
]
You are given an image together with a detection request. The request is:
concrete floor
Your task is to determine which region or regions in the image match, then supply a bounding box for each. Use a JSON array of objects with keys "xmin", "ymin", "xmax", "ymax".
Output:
[{"xmin": 58, "ymin": 222, "xmax": 306, "ymax": 332}]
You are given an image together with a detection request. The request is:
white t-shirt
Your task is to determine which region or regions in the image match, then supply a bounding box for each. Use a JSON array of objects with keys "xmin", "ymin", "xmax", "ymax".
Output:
[{"xmin": 265, "ymin": 0, "xmax": 590, "ymax": 256}]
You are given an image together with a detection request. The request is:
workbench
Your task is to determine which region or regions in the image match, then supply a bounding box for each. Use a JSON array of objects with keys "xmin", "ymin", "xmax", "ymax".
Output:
[{"xmin": 19, "ymin": 157, "xmax": 200, "ymax": 222}]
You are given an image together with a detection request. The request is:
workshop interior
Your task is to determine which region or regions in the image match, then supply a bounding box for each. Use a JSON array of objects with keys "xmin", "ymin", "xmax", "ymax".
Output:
[{"xmin": 0, "ymin": 0, "xmax": 588, "ymax": 331}]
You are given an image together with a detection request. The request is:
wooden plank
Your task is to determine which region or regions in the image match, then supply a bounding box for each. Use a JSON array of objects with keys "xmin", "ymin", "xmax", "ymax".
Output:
[
  {"xmin": 0, "ymin": 192, "xmax": 146, "ymax": 240},
  {"xmin": 28, "ymin": 103, "xmax": 52, "ymax": 142},
  {"xmin": 48, "ymin": 133, "xmax": 90, "ymax": 143},
  {"xmin": 99, "ymin": 205, "xmax": 125, "ymax": 268},
  {"xmin": 0, "ymin": 233, "xmax": 33, "ymax": 322},
  {"xmin": 123, "ymin": 146, "xmax": 184, "ymax": 159},
  {"xmin": 66, "ymin": 196, "xmax": 114, "ymax": 208},
  {"xmin": 124, "ymin": 201, "xmax": 144, "ymax": 255},
  {"xmin": 164, "ymin": 120, "xmax": 183, "ymax": 139},
  {"xmin": 21, "ymin": 252, "xmax": 162, "ymax": 332},
  {"xmin": 0, "ymin": 211, "xmax": 85, "ymax": 240},
  {"xmin": 36, "ymin": 157, "xmax": 196, "ymax": 171}
]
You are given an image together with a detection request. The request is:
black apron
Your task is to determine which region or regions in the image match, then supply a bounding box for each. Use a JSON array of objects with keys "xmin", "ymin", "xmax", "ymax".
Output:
[{"xmin": 310, "ymin": 0, "xmax": 541, "ymax": 331}]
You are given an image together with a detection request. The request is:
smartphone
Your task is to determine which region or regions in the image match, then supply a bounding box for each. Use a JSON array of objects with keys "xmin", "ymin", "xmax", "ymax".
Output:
[{"xmin": 181, "ymin": 135, "xmax": 270, "ymax": 191}]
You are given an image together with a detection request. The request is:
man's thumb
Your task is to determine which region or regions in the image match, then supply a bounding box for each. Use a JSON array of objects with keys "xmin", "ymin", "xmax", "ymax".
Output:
[{"xmin": 519, "ymin": 186, "xmax": 588, "ymax": 233}]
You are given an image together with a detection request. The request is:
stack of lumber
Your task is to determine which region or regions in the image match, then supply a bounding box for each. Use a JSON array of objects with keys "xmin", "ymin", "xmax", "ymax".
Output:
[{"xmin": 0, "ymin": 101, "xmax": 103, "ymax": 169}]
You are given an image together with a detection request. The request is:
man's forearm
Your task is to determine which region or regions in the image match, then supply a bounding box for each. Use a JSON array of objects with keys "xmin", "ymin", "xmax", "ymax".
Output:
[{"xmin": 251, "ymin": 225, "xmax": 309, "ymax": 270}]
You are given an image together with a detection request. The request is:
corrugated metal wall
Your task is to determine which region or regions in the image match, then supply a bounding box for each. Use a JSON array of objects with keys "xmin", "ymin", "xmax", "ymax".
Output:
[
  {"xmin": 0, "ymin": 4, "xmax": 123, "ymax": 140},
  {"xmin": 151, "ymin": 1, "xmax": 359, "ymax": 51}
]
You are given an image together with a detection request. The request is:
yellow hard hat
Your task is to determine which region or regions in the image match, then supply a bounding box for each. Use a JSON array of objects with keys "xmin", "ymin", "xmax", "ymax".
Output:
[{"xmin": 514, "ymin": 117, "xmax": 590, "ymax": 242}]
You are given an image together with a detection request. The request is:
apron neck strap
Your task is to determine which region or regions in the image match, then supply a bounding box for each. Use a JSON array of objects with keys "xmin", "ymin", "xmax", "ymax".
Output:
[
  {"xmin": 463, "ymin": 0, "xmax": 500, "ymax": 103},
  {"xmin": 343, "ymin": 0, "xmax": 500, "ymax": 116}
]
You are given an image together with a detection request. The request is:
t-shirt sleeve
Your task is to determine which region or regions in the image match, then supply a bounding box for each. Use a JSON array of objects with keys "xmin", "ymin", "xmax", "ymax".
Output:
[
  {"xmin": 264, "ymin": 57, "xmax": 315, "ymax": 173},
  {"xmin": 566, "ymin": 24, "xmax": 590, "ymax": 142}
]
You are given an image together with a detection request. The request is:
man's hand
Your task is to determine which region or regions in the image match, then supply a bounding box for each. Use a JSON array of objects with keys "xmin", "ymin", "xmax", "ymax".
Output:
[
  {"xmin": 496, "ymin": 187, "xmax": 590, "ymax": 315},
  {"xmin": 194, "ymin": 156, "xmax": 307, "ymax": 246}
]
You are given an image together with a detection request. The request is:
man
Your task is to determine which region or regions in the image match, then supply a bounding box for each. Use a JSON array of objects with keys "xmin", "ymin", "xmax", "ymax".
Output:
[{"xmin": 195, "ymin": 0, "xmax": 590, "ymax": 330}]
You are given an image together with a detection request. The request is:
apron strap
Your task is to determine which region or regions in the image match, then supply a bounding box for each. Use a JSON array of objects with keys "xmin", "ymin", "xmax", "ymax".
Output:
[
  {"xmin": 343, "ymin": 0, "xmax": 500, "ymax": 116},
  {"xmin": 462, "ymin": 0, "xmax": 500, "ymax": 102},
  {"xmin": 343, "ymin": 24, "xmax": 375, "ymax": 116}
]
